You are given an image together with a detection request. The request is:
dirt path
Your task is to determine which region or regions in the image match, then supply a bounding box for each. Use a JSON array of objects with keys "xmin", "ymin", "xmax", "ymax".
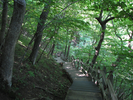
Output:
[{"xmin": 55, "ymin": 57, "xmax": 102, "ymax": 100}]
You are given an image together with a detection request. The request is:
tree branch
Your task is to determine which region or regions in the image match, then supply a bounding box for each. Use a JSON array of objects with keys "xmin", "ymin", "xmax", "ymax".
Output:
[
  {"xmin": 105, "ymin": 11, "xmax": 111, "ymax": 20},
  {"xmin": 121, "ymin": 7, "xmax": 133, "ymax": 21},
  {"xmin": 39, "ymin": 0, "xmax": 80, "ymax": 33},
  {"xmin": 99, "ymin": 9, "xmax": 103, "ymax": 19},
  {"xmin": 20, "ymin": 0, "xmax": 79, "ymax": 55},
  {"xmin": 104, "ymin": 17, "xmax": 115, "ymax": 24},
  {"xmin": 58, "ymin": 0, "xmax": 79, "ymax": 15},
  {"xmin": 35, "ymin": 86, "xmax": 53, "ymax": 95},
  {"xmin": 112, "ymin": 20, "xmax": 123, "ymax": 50},
  {"xmin": 95, "ymin": 10, "xmax": 104, "ymax": 27},
  {"xmin": 124, "ymin": 90, "xmax": 132, "ymax": 99}
]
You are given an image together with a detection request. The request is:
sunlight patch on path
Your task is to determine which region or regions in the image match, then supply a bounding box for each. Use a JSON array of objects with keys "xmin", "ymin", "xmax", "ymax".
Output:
[
  {"xmin": 54, "ymin": 57, "xmax": 102, "ymax": 100},
  {"xmin": 54, "ymin": 57, "xmax": 65, "ymax": 63},
  {"xmin": 63, "ymin": 60, "xmax": 102, "ymax": 100}
]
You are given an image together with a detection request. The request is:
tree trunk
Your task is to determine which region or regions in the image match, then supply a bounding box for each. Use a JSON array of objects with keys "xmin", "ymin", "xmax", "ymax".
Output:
[
  {"xmin": 90, "ymin": 10, "xmax": 115, "ymax": 68},
  {"xmin": 66, "ymin": 31, "xmax": 75, "ymax": 59},
  {"xmin": 91, "ymin": 25, "xmax": 106, "ymax": 67},
  {"xmin": 29, "ymin": 2, "xmax": 50, "ymax": 65},
  {"xmin": 50, "ymin": 43, "xmax": 55, "ymax": 56},
  {"xmin": 47, "ymin": 42, "xmax": 56, "ymax": 57},
  {"xmin": 0, "ymin": 0, "xmax": 26, "ymax": 87},
  {"xmin": 36, "ymin": 36, "xmax": 53, "ymax": 63},
  {"xmin": 0, "ymin": 0, "xmax": 8, "ymax": 47}
]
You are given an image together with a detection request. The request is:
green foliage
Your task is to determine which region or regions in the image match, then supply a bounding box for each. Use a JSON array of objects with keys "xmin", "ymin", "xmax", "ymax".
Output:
[
  {"xmin": 1, "ymin": 0, "xmax": 133, "ymax": 99},
  {"xmin": 27, "ymin": 71, "xmax": 35, "ymax": 77}
]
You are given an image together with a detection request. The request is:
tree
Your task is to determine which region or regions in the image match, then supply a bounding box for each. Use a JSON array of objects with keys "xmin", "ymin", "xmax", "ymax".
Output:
[
  {"xmin": 0, "ymin": 0, "xmax": 26, "ymax": 87},
  {"xmin": 0, "ymin": 0, "xmax": 8, "ymax": 47},
  {"xmin": 91, "ymin": 10, "xmax": 115, "ymax": 67},
  {"xmin": 29, "ymin": 1, "xmax": 51, "ymax": 65}
]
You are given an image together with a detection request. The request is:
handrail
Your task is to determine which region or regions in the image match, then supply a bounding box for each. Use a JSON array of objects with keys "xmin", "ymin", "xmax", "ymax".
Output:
[{"xmin": 71, "ymin": 56, "xmax": 118, "ymax": 100}]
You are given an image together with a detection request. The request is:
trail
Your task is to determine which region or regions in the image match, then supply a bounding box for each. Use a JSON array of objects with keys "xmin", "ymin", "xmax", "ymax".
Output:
[{"xmin": 55, "ymin": 57, "xmax": 102, "ymax": 100}]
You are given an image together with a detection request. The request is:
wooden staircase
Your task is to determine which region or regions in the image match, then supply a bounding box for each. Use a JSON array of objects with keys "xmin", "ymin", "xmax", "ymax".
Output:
[
  {"xmin": 63, "ymin": 62, "xmax": 102, "ymax": 100},
  {"xmin": 55, "ymin": 56, "xmax": 118, "ymax": 100}
]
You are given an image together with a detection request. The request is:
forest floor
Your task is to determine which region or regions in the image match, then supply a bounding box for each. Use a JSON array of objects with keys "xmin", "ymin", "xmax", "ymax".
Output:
[{"xmin": 0, "ymin": 42, "xmax": 72, "ymax": 100}]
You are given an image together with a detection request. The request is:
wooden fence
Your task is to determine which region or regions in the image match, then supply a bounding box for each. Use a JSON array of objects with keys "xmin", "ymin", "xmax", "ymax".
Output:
[{"xmin": 71, "ymin": 56, "xmax": 118, "ymax": 100}]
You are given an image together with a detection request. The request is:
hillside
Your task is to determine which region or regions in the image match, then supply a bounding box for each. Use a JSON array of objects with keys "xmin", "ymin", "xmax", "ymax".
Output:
[{"xmin": 0, "ymin": 42, "xmax": 72, "ymax": 100}]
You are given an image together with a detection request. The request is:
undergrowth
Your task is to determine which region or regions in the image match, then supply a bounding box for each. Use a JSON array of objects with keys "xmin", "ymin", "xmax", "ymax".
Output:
[{"xmin": 0, "ymin": 35, "xmax": 72, "ymax": 100}]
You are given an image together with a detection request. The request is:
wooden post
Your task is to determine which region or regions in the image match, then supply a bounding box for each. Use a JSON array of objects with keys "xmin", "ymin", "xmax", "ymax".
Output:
[
  {"xmin": 74, "ymin": 57, "xmax": 76, "ymax": 68},
  {"xmin": 80, "ymin": 59, "xmax": 82, "ymax": 68},
  {"xmin": 72, "ymin": 56, "xmax": 75, "ymax": 67},
  {"xmin": 97, "ymin": 67, "xmax": 100, "ymax": 86},
  {"xmin": 77, "ymin": 58, "xmax": 80, "ymax": 69},
  {"xmin": 92, "ymin": 70, "xmax": 96, "ymax": 82},
  {"xmin": 74, "ymin": 58, "xmax": 77, "ymax": 68},
  {"xmin": 80, "ymin": 59, "xmax": 83, "ymax": 70},
  {"xmin": 71, "ymin": 57, "xmax": 74, "ymax": 67}
]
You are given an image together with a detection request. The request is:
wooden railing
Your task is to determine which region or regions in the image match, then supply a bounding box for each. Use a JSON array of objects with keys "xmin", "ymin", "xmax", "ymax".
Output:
[{"xmin": 71, "ymin": 56, "xmax": 118, "ymax": 100}]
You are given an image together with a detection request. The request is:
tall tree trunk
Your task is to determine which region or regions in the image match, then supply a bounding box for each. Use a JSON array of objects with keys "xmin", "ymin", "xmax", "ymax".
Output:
[
  {"xmin": 0, "ymin": 0, "xmax": 26, "ymax": 87},
  {"xmin": 36, "ymin": 36, "xmax": 53, "ymax": 63},
  {"xmin": 0, "ymin": 0, "xmax": 8, "ymax": 47},
  {"xmin": 90, "ymin": 10, "xmax": 115, "ymax": 68},
  {"xmin": 66, "ymin": 34, "xmax": 74, "ymax": 59},
  {"xmin": 50, "ymin": 43, "xmax": 55, "ymax": 56},
  {"xmin": 47, "ymin": 42, "xmax": 56, "ymax": 57},
  {"xmin": 29, "ymin": 2, "xmax": 50, "ymax": 65},
  {"xmin": 66, "ymin": 31, "xmax": 74, "ymax": 60},
  {"xmin": 91, "ymin": 26, "xmax": 105, "ymax": 66}
]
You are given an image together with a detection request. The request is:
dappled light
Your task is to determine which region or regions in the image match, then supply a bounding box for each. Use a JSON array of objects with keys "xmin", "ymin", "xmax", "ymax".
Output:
[
  {"xmin": 56, "ymin": 57, "xmax": 103, "ymax": 100},
  {"xmin": 75, "ymin": 73, "xmax": 86, "ymax": 77},
  {"xmin": 0, "ymin": 0, "xmax": 132, "ymax": 100},
  {"xmin": 18, "ymin": 40, "xmax": 27, "ymax": 48}
]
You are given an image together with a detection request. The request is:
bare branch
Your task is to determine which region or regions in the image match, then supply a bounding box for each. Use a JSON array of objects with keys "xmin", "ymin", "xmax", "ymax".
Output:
[{"xmin": 118, "ymin": 92, "xmax": 124, "ymax": 99}]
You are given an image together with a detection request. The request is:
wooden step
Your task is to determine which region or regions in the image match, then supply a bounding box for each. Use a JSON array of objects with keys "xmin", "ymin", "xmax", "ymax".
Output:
[
  {"xmin": 58, "ymin": 60, "xmax": 103, "ymax": 100},
  {"xmin": 65, "ymin": 90, "xmax": 102, "ymax": 100}
]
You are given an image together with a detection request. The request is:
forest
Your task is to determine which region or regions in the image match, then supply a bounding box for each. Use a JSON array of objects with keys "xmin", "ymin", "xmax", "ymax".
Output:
[{"xmin": 0, "ymin": 0, "xmax": 133, "ymax": 100}]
